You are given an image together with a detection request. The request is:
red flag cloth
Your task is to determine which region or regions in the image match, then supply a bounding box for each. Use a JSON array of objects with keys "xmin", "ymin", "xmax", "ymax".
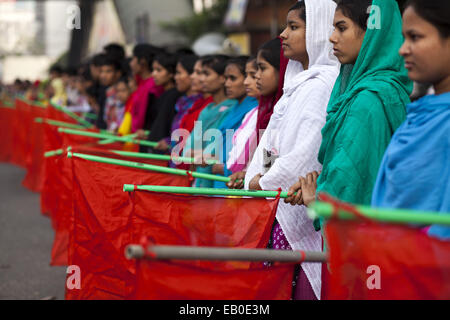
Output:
[
  {"xmin": 128, "ymin": 192, "xmax": 280, "ymax": 300},
  {"xmin": 0, "ymin": 105, "xmax": 15, "ymax": 163},
  {"xmin": 65, "ymin": 154, "xmax": 188, "ymax": 300},
  {"xmin": 131, "ymin": 191, "xmax": 278, "ymax": 251},
  {"xmin": 325, "ymin": 219, "xmax": 450, "ymax": 300},
  {"xmin": 49, "ymin": 145, "xmax": 170, "ymax": 266},
  {"xmin": 136, "ymin": 260, "xmax": 294, "ymax": 300},
  {"xmin": 22, "ymin": 104, "xmax": 47, "ymax": 192},
  {"xmin": 10, "ymin": 99, "xmax": 32, "ymax": 168}
]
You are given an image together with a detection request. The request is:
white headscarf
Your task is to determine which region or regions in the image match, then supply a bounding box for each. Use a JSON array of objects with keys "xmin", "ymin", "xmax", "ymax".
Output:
[{"xmin": 245, "ymin": 0, "xmax": 339, "ymax": 299}]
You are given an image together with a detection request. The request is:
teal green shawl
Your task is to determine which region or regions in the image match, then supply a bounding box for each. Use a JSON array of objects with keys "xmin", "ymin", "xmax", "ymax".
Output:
[{"xmin": 316, "ymin": 0, "xmax": 413, "ymax": 209}]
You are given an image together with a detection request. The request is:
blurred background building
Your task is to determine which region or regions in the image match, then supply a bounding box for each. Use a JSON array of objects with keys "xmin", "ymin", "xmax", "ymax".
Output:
[{"xmin": 0, "ymin": 0, "xmax": 409, "ymax": 83}]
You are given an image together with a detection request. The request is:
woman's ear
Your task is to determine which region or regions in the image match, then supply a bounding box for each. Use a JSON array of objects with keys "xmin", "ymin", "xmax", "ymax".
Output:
[{"xmin": 219, "ymin": 74, "xmax": 226, "ymax": 85}]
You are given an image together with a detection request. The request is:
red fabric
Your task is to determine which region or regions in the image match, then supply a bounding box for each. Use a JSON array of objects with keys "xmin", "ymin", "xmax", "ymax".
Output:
[
  {"xmin": 325, "ymin": 219, "xmax": 450, "ymax": 300},
  {"xmin": 10, "ymin": 99, "xmax": 32, "ymax": 168},
  {"xmin": 49, "ymin": 145, "xmax": 170, "ymax": 266},
  {"xmin": 128, "ymin": 191, "xmax": 280, "ymax": 299},
  {"xmin": 136, "ymin": 260, "xmax": 294, "ymax": 300},
  {"xmin": 22, "ymin": 104, "xmax": 47, "ymax": 192},
  {"xmin": 131, "ymin": 192, "xmax": 279, "ymax": 252},
  {"xmin": 0, "ymin": 105, "xmax": 15, "ymax": 163},
  {"xmin": 66, "ymin": 155, "xmax": 188, "ymax": 300},
  {"xmin": 178, "ymin": 96, "xmax": 213, "ymax": 134},
  {"xmin": 256, "ymin": 37, "xmax": 289, "ymax": 139}
]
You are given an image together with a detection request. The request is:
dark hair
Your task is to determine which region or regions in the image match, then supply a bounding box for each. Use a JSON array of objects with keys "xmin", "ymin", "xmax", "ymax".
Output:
[
  {"xmin": 247, "ymin": 56, "xmax": 257, "ymax": 70},
  {"xmin": 202, "ymin": 55, "xmax": 230, "ymax": 75},
  {"xmin": 154, "ymin": 53, "xmax": 178, "ymax": 75},
  {"xmin": 81, "ymin": 68, "xmax": 93, "ymax": 82},
  {"xmin": 91, "ymin": 53, "xmax": 107, "ymax": 67},
  {"xmin": 289, "ymin": 0, "xmax": 306, "ymax": 22},
  {"xmin": 65, "ymin": 66, "xmax": 78, "ymax": 77},
  {"xmin": 49, "ymin": 65, "xmax": 63, "ymax": 75},
  {"xmin": 405, "ymin": 0, "xmax": 450, "ymax": 38},
  {"xmin": 85, "ymin": 85, "xmax": 98, "ymax": 98},
  {"xmin": 257, "ymin": 38, "xmax": 281, "ymax": 71},
  {"xmin": 335, "ymin": 0, "xmax": 372, "ymax": 31},
  {"xmin": 226, "ymin": 56, "xmax": 250, "ymax": 75},
  {"xmin": 178, "ymin": 54, "xmax": 199, "ymax": 74},
  {"xmin": 133, "ymin": 44, "xmax": 164, "ymax": 70},
  {"xmin": 116, "ymin": 76, "xmax": 129, "ymax": 86},
  {"xmin": 104, "ymin": 43, "xmax": 126, "ymax": 61},
  {"xmin": 175, "ymin": 48, "xmax": 195, "ymax": 56},
  {"xmin": 99, "ymin": 55, "xmax": 122, "ymax": 72}
]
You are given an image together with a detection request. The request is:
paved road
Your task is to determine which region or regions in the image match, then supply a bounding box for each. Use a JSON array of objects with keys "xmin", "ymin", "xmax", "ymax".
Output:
[{"xmin": 0, "ymin": 163, "xmax": 66, "ymax": 300}]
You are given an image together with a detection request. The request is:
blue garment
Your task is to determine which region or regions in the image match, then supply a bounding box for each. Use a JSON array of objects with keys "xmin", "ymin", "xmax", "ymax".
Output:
[
  {"xmin": 212, "ymin": 96, "xmax": 258, "ymax": 188},
  {"xmin": 372, "ymin": 92, "xmax": 450, "ymax": 240}
]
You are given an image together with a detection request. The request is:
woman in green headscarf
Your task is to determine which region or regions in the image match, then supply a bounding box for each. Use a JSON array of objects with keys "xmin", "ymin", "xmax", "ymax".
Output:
[{"xmin": 285, "ymin": 0, "xmax": 412, "ymax": 213}]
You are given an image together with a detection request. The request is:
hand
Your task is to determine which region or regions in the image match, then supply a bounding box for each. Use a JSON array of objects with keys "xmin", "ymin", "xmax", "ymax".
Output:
[
  {"xmin": 227, "ymin": 171, "xmax": 246, "ymax": 189},
  {"xmin": 135, "ymin": 129, "xmax": 148, "ymax": 140},
  {"xmin": 300, "ymin": 171, "xmax": 319, "ymax": 207},
  {"xmin": 212, "ymin": 164, "xmax": 224, "ymax": 175},
  {"xmin": 248, "ymin": 174, "xmax": 263, "ymax": 191},
  {"xmin": 155, "ymin": 139, "xmax": 169, "ymax": 151},
  {"xmin": 285, "ymin": 180, "xmax": 303, "ymax": 206}
]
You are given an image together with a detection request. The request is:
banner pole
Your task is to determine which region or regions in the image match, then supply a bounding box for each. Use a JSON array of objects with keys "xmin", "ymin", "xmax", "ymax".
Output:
[
  {"xmin": 125, "ymin": 245, "xmax": 327, "ymax": 263},
  {"xmin": 123, "ymin": 184, "xmax": 286, "ymax": 197},
  {"xmin": 59, "ymin": 128, "xmax": 158, "ymax": 148},
  {"xmin": 309, "ymin": 201, "xmax": 450, "ymax": 227},
  {"xmin": 68, "ymin": 152, "xmax": 229, "ymax": 182},
  {"xmin": 50, "ymin": 102, "xmax": 93, "ymax": 128}
]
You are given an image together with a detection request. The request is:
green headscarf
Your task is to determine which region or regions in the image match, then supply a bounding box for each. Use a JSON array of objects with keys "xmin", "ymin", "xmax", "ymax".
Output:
[{"xmin": 316, "ymin": 0, "xmax": 413, "ymax": 210}]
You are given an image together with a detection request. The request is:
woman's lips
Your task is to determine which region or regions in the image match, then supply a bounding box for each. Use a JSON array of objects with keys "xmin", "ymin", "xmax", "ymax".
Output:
[{"xmin": 404, "ymin": 61, "xmax": 414, "ymax": 70}]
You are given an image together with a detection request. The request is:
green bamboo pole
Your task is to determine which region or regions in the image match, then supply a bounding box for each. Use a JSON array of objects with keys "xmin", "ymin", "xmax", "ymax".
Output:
[
  {"xmin": 125, "ymin": 245, "xmax": 327, "ymax": 263},
  {"xmin": 2, "ymin": 100, "xmax": 14, "ymax": 107},
  {"xmin": 83, "ymin": 113, "xmax": 98, "ymax": 120},
  {"xmin": 123, "ymin": 185, "xmax": 286, "ymax": 198},
  {"xmin": 111, "ymin": 150, "xmax": 218, "ymax": 165},
  {"xmin": 35, "ymin": 118, "xmax": 88, "ymax": 130},
  {"xmin": 44, "ymin": 149, "xmax": 64, "ymax": 158},
  {"xmin": 308, "ymin": 201, "xmax": 450, "ymax": 227},
  {"xmin": 68, "ymin": 152, "xmax": 229, "ymax": 182},
  {"xmin": 50, "ymin": 102, "xmax": 93, "ymax": 128},
  {"xmin": 58, "ymin": 128, "xmax": 158, "ymax": 148}
]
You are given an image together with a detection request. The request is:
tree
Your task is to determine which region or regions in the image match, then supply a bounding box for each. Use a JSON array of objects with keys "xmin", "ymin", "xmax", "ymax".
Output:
[{"xmin": 160, "ymin": 0, "xmax": 229, "ymax": 43}]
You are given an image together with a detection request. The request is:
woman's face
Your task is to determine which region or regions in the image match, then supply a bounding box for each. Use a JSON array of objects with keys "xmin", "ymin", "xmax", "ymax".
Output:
[
  {"xmin": 152, "ymin": 61, "xmax": 173, "ymax": 87},
  {"xmin": 399, "ymin": 6, "xmax": 450, "ymax": 92},
  {"xmin": 330, "ymin": 9, "xmax": 366, "ymax": 65},
  {"xmin": 190, "ymin": 61, "xmax": 204, "ymax": 93},
  {"xmin": 116, "ymin": 81, "xmax": 130, "ymax": 104},
  {"xmin": 243, "ymin": 61, "xmax": 260, "ymax": 98},
  {"xmin": 225, "ymin": 64, "xmax": 246, "ymax": 100},
  {"xmin": 200, "ymin": 65, "xmax": 225, "ymax": 94},
  {"xmin": 175, "ymin": 62, "xmax": 192, "ymax": 93},
  {"xmin": 280, "ymin": 9, "xmax": 308, "ymax": 66},
  {"xmin": 256, "ymin": 52, "xmax": 279, "ymax": 97}
]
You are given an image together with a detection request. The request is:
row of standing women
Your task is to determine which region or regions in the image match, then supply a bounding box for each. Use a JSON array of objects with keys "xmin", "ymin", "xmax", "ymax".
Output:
[{"xmin": 113, "ymin": 0, "xmax": 448, "ymax": 300}]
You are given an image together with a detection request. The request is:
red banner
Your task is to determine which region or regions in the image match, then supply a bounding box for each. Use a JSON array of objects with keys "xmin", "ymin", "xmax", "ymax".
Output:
[
  {"xmin": 325, "ymin": 220, "xmax": 450, "ymax": 300},
  {"xmin": 65, "ymin": 154, "xmax": 189, "ymax": 299},
  {"xmin": 136, "ymin": 259, "xmax": 294, "ymax": 300},
  {"xmin": 0, "ymin": 104, "xmax": 15, "ymax": 163}
]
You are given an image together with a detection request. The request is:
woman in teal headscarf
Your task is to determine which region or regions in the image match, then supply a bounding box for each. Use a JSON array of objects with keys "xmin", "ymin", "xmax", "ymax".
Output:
[{"xmin": 285, "ymin": 0, "xmax": 412, "ymax": 216}]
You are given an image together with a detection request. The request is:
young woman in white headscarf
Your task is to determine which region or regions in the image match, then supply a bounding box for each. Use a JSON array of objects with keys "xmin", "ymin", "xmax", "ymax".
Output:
[{"xmin": 245, "ymin": 0, "xmax": 339, "ymax": 300}]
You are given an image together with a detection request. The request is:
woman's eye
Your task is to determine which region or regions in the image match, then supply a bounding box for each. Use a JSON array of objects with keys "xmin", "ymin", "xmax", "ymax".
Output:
[{"xmin": 291, "ymin": 26, "xmax": 298, "ymax": 30}]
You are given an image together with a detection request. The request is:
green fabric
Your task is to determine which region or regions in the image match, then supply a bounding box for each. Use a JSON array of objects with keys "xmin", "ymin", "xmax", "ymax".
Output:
[{"xmin": 316, "ymin": 0, "xmax": 413, "ymax": 225}]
